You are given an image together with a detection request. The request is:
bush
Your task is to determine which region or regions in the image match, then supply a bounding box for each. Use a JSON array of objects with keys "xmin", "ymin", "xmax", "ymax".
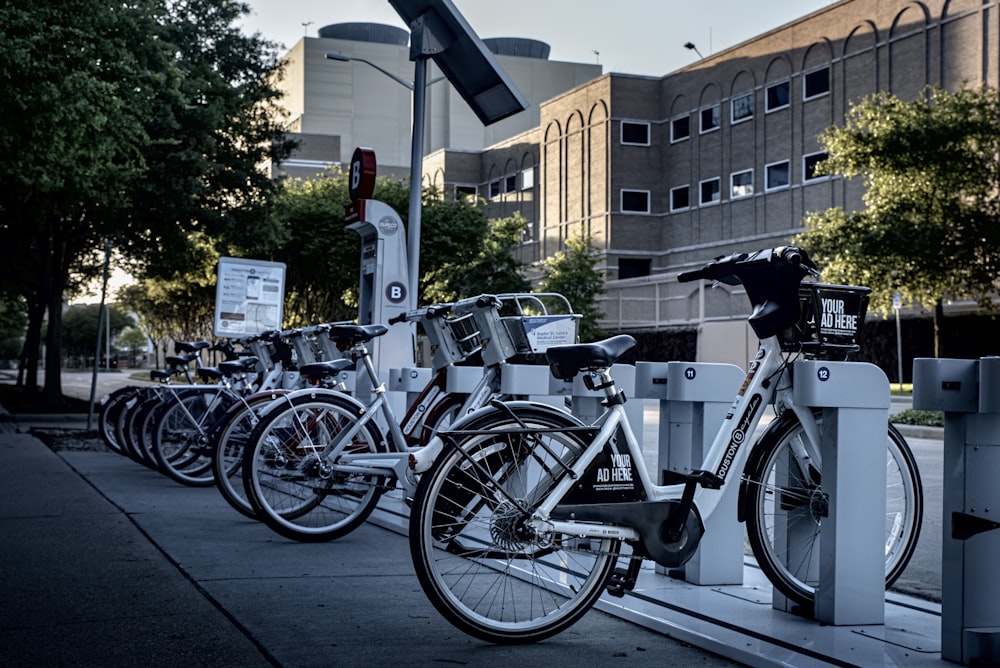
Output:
[{"xmin": 889, "ymin": 409, "xmax": 944, "ymax": 427}]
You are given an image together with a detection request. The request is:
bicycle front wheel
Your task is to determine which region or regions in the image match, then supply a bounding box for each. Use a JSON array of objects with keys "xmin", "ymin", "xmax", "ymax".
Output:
[
  {"xmin": 744, "ymin": 412, "xmax": 923, "ymax": 608},
  {"xmin": 243, "ymin": 392, "xmax": 388, "ymax": 542},
  {"xmin": 409, "ymin": 404, "xmax": 619, "ymax": 644}
]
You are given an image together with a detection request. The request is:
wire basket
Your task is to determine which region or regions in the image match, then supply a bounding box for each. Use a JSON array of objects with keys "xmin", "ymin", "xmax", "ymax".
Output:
[
  {"xmin": 445, "ymin": 313, "xmax": 483, "ymax": 357},
  {"xmin": 782, "ymin": 283, "xmax": 871, "ymax": 359}
]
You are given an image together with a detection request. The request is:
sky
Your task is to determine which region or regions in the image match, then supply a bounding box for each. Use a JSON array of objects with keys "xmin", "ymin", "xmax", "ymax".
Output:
[{"xmin": 240, "ymin": 0, "xmax": 836, "ymax": 77}]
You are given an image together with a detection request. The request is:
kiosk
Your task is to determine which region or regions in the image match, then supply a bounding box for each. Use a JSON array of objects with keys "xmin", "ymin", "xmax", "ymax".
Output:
[{"xmin": 344, "ymin": 148, "xmax": 414, "ymax": 405}]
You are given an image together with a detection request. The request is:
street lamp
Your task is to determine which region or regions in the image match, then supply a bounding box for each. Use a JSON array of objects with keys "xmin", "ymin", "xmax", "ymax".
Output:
[
  {"xmin": 684, "ymin": 42, "xmax": 705, "ymax": 59},
  {"xmin": 325, "ymin": 50, "xmax": 444, "ymax": 311}
]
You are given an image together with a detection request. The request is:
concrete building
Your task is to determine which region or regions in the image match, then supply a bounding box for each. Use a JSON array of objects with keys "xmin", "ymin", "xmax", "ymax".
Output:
[
  {"xmin": 271, "ymin": 22, "xmax": 601, "ymax": 180},
  {"xmin": 427, "ymin": 0, "xmax": 995, "ymax": 365}
]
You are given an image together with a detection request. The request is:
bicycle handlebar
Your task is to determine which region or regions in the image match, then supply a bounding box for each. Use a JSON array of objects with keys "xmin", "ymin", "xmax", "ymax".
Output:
[{"xmin": 677, "ymin": 246, "xmax": 816, "ymax": 285}]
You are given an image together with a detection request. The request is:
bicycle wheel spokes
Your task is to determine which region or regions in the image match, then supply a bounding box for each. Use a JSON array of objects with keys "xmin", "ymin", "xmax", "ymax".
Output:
[
  {"xmin": 245, "ymin": 395, "xmax": 387, "ymax": 542},
  {"xmin": 411, "ymin": 408, "xmax": 619, "ymax": 644},
  {"xmin": 745, "ymin": 414, "xmax": 922, "ymax": 607}
]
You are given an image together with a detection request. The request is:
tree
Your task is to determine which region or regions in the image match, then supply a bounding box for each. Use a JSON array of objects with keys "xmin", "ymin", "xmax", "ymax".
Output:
[
  {"xmin": 795, "ymin": 86, "xmax": 1000, "ymax": 356},
  {"xmin": 0, "ymin": 0, "xmax": 293, "ymax": 404},
  {"xmin": 423, "ymin": 212, "xmax": 530, "ymax": 303},
  {"xmin": 537, "ymin": 234, "xmax": 606, "ymax": 342},
  {"xmin": 60, "ymin": 304, "xmax": 132, "ymax": 363},
  {"xmin": 116, "ymin": 326, "xmax": 150, "ymax": 366},
  {"xmin": 268, "ymin": 169, "xmax": 525, "ymax": 323}
]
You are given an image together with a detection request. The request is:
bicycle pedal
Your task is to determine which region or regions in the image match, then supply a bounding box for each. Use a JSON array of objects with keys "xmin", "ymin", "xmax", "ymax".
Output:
[{"xmin": 605, "ymin": 562, "xmax": 641, "ymax": 598}]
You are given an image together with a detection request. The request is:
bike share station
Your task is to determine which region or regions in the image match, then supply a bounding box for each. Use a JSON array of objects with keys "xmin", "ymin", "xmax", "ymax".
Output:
[
  {"xmin": 340, "ymin": 151, "xmax": 953, "ymax": 666},
  {"xmin": 914, "ymin": 357, "xmax": 1000, "ymax": 665}
]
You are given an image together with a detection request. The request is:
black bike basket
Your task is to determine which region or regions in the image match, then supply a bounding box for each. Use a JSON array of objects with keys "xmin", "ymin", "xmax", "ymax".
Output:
[{"xmin": 781, "ymin": 283, "xmax": 871, "ymax": 358}]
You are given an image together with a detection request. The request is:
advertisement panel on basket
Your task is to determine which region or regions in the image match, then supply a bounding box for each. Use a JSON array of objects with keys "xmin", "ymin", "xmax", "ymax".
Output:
[{"xmin": 522, "ymin": 316, "xmax": 578, "ymax": 352}]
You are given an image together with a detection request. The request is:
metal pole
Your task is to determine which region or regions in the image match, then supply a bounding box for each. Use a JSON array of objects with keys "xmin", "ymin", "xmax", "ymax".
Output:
[
  {"xmin": 87, "ymin": 241, "xmax": 112, "ymax": 430},
  {"xmin": 895, "ymin": 306, "xmax": 904, "ymax": 393},
  {"xmin": 407, "ymin": 57, "xmax": 427, "ymax": 312}
]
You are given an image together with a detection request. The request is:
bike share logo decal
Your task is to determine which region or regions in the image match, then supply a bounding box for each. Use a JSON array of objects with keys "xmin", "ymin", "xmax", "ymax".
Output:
[
  {"xmin": 378, "ymin": 215, "xmax": 399, "ymax": 235},
  {"xmin": 717, "ymin": 393, "xmax": 762, "ymax": 479},
  {"xmin": 385, "ymin": 281, "xmax": 407, "ymax": 304}
]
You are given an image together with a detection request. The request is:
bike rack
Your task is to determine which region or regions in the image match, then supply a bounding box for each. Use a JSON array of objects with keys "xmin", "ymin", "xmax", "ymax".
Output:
[
  {"xmin": 914, "ymin": 356, "xmax": 1000, "ymax": 664},
  {"xmin": 790, "ymin": 359, "xmax": 889, "ymax": 625},
  {"xmin": 635, "ymin": 361, "xmax": 745, "ymax": 585}
]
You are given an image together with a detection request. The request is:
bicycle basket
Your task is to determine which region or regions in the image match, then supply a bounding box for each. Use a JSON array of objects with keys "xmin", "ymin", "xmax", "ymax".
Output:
[
  {"xmin": 444, "ymin": 313, "xmax": 483, "ymax": 359},
  {"xmin": 782, "ymin": 283, "xmax": 871, "ymax": 358},
  {"xmin": 501, "ymin": 315, "xmax": 579, "ymax": 354}
]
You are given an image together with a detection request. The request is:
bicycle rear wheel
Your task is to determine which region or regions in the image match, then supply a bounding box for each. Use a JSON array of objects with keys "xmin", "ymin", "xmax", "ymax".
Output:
[
  {"xmin": 409, "ymin": 403, "xmax": 619, "ymax": 644},
  {"xmin": 744, "ymin": 412, "xmax": 923, "ymax": 608},
  {"xmin": 243, "ymin": 392, "xmax": 388, "ymax": 542}
]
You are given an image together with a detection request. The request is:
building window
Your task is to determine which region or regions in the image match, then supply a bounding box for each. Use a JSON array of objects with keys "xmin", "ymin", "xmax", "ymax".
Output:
[
  {"xmin": 700, "ymin": 104, "xmax": 720, "ymax": 134},
  {"xmin": 803, "ymin": 152, "xmax": 829, "ymax": 182},
  {"xmin": 730, "ymin": 169, "xmax": 753, "ymax": 199},
  {"xmin": 670, "ymin": 185, "xmax": 690, "ymax": 211},
  {"xmin": 489, "ymin": 180, "xmax": 500, "ymax": 198},
  {"xmin": 731, "ymin": 92, "xmax": 753, "ymax": 124},
  {"xmin": 766, "ymin": 80, "xmax": 790, "ymax": 112},
  {"xmin": 621, "ymin": 120, "xmax": 650, "ymax": 146},
  {"xmin": 803, "ymin": 66, "xmax": 830, "ymax": 100},
  {"xmin": 765, "ymin": 160, "xmax": 790, "ymax": 191},
  {"xmin": 520, "ymin": 167, "xmax": 534, "ymax": 190},
  {"xmin": 455, "ymin": 184, "xmax": 477, "ymax": 203},
  {"xmin": 618, "ymin": 258, "xmax": 651, "ymax": 279},
  {"xmin": 621, "ymin": 189, "xmax": 650, "ymax": 213},
  {"xmin": 504, "ymin": 174, "xmax": 517, "ymax": 193},
  {"xmin": 699, "ymin": 177, "xmax": 721, "ymax": 205},
  {"xmin": 670, "ymin": 115, "xmax": 690, "ymax": 143}
]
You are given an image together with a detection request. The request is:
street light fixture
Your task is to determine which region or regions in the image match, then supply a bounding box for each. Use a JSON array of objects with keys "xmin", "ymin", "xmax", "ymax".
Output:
[
  {"xmin": 325, "ymin": 51, "xmax": 415, "ymax": 90},
  {"xmin": 684, "ymin": 42, "xmax": 705, "ymax": 59}
]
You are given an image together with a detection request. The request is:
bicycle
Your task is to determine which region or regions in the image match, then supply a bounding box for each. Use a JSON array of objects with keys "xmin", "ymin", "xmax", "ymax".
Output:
[
  {"xmin": 241, "ymin": 293, "xmax": 579, "ymax": 542},
  {"xmin": 407, "ymin": 245, "xmax": 922, "ymax": 643}
]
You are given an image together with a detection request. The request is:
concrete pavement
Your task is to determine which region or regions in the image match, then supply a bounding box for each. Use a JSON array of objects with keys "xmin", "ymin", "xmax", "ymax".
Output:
[{"xmin": 0, "ymin": 429, "xmax": 742, "ymax": 667}]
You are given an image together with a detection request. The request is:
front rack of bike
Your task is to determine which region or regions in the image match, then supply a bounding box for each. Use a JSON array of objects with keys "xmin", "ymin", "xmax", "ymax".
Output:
[{"xmin": 782, "ymin": 283, "xmax": 871, "ymax": 359}]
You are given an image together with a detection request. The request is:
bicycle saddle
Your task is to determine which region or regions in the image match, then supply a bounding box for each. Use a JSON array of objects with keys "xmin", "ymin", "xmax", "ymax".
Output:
[
  {"xmin": 329, "ymin": 324, "xmax": 388, "ymax": 346},
  {"xmin": 299, "ymin": 359, "xmax": 355, "ymax": 382},
  {"xmin": 546, "ymin": 334, "xmax": 636, "ymax": 380}
]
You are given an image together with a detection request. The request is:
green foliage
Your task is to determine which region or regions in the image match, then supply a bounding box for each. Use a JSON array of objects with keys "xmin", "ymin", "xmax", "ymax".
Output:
[
  {"xmin": 538, "ymin": 234, "xmax": 606, "ymax": 342},
  {"xmin": 796, "ymin": 86, "xmax": 1000, "ymax": 319},
  {"xmin": 0, "ymin": 0, "xmax": 294, "ymax": 399},
  {"xmin": 889, "ymin": 409, "xmax": 944, "ymax": 427},
  {"xmin": 60, "ymin": 304, "xmax": 133, "ymax": 360},
  {"xmin": 423, "ymin": 212, "xmax": 530, "ymax": 303},
  {"xmin": 117, "ymin": 232, "xmax": 220, "ymax": 351},
  {"xmin": 0, "ymin": 295, "xmax": 27, "ymax": 359},
  {"xmin": 116, "ymin": 326, "xmax": 150, "ymax": 364},
  {"xmin": 268, "ymin": 170, "xmax": 526, "ymax": 323}
]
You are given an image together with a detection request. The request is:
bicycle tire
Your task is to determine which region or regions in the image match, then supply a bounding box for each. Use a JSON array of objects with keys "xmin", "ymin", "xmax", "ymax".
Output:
[
  {"xmin": 242, "ymin": 391, "xmax": 388, "ymax": 542},
  {"xmin": 97, "ymin": 387, "xmax": 132, "ymax": 456},
  {"xmin": 124, "ymin": 394, "xmax": 165, "ymax": 471},
  {"xmin": 409, "ymin": 402, "xmax": 620, "ymax": 644},
  {"xmin": 414, "ymin": 393, "xmax": 465, "ymax": 446},
  {"xmin": 743, "ymin": 412, "xmax": 923, "ymax": 608},
  {"xmin": 116, "ymin": 389, "xmax": 158, "ymax": 468},
  {"xmin": 211, "ymin": 392, "xmax": 284, "ymax": 519},
  {"xmin": 153, "ymin": 389, "xmax": 234, "ymax": 486}
]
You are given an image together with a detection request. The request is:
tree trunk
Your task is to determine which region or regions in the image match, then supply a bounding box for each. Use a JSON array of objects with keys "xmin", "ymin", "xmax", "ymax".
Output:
[
  {"xmin": 19, "ymin": 297, "xmax": 45, "ymax": 393},
  {"xmin": 42, "ymin": 228, "xmax": 66, "ymax": 405},
  {"xmin": 933, "ymin": 299, "xmax": 944, "ymax": 358}
]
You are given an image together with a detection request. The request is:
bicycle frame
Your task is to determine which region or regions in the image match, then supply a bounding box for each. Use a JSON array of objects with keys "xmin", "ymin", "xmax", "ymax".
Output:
[{"xmin": 527, "ymin": 335, "xmax": 808, "ymax": 544}]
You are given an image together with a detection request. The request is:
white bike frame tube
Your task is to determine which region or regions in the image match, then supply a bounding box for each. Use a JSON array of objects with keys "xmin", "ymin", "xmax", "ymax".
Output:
[{"xmin": 534, "ymin": 336, "xmax": 789, "ymax": 542}]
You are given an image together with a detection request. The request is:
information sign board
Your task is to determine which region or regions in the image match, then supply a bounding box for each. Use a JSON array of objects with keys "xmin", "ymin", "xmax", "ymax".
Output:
[{"xmin": 214, "ymin": 257, "xmax": 286, "ymax": 337}]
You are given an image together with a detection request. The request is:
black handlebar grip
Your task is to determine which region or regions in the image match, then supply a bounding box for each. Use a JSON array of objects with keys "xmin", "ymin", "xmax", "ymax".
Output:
[
  {"xmin": 387, "ymin": 313, "xmax": 406, "ymax": 325},
  {"xmin": 677, "ymin": 269, "xmax": 704, "ymax": 283}
]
